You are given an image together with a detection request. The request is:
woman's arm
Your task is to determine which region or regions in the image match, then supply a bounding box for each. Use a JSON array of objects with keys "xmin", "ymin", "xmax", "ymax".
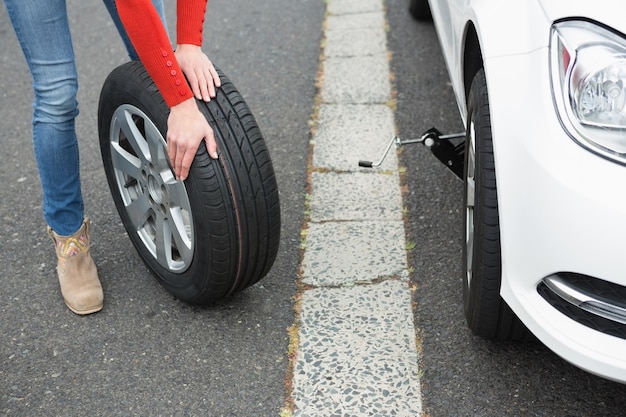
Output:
[{"xmin": 115, "ymin": 0, "xmax": 220, "ymax": 180}]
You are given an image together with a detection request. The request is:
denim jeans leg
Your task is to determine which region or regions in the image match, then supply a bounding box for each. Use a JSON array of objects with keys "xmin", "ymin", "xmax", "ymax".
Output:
[
  {"xmin": 102, "ymin": 0, "xmax": 168, "ymax": 60},
  {"xmin": 4, "ymin": 0, "xmax": 84, "ymax": 236}
]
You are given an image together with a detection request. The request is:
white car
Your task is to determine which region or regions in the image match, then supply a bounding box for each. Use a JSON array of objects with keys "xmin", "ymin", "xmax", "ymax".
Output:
[{"xmin": 411, "ymin": 0, "xmax": 626, "ymax": 383}]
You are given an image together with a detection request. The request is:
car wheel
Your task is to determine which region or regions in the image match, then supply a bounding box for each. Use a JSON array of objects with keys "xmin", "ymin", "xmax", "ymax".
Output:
[
  {"xmin": 97, "ymin": 61, "xmax": 280, "ymax": 304},
  {"xmin": 463, "ymin": 69, "xmax": 527, "ymax": 340},
  {"xmin": 408, "ymin": 0, "xmax": 432, "ymax": 21}
]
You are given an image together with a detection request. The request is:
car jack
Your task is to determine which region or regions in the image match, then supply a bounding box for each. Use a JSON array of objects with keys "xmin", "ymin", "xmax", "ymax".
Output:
[{"xmin": 358, "ymin": 127, "xmax": 466, "ymax": 179}]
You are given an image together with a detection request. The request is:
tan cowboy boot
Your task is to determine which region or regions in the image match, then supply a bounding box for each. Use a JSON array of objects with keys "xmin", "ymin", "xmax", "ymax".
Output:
[{"xmin": 48, "ymin": 218, "xmax": 103, "ymax": 315}]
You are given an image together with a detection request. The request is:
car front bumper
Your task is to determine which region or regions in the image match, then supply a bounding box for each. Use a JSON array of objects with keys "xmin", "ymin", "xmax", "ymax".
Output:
[{"xmin": 486, "ymin": 47, "xmax": 626, "ymax": 383}]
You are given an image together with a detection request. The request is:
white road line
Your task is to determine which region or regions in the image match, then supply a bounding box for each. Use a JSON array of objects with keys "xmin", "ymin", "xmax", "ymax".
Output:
[{"xmin": 287, "ymin": 0, "xmax": 423, "ymax": 415}]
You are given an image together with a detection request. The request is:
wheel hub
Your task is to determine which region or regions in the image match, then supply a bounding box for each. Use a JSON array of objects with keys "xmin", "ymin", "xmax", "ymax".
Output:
[{"xmin": 147, "ymin": 173, "xmax": 164, "ymax": 205}]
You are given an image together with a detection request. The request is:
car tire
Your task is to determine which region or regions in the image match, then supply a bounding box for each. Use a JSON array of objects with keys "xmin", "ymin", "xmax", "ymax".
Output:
[
  {"xmin": 463, "ymin": 69, "xmax": 527, "ymax": 340},
  {"xmin": 97, "ymin": 61, "xmax": 280, "ymax": 304},
  {"xmin": 408, "ymin": 0, "xmax": 432, "ymax": 21}
]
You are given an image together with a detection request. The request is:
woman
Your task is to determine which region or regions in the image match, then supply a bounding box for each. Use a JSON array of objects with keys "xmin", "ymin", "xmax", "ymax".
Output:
[{"xmin": 3, "ymin": 0, "xmax": 220, "ymax": 315}]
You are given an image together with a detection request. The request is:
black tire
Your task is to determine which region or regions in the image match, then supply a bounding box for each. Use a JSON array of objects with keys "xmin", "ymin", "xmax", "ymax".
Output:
[
  {"xmin": 409, "ymin": 0, "xmax": 432, "ymax": 21},
  {"xmin": 463, "ymin": 69, "xmax": 527, "ymax": 340},
  {"xmin": 97, "ymin": 61, "xmax": 280, "ymax": 304}
]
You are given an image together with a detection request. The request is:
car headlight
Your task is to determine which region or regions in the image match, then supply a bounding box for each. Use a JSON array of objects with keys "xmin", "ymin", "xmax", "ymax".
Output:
[{"xmin": 550, "ymin": 20, "xmax": 626, "ymax": 162}]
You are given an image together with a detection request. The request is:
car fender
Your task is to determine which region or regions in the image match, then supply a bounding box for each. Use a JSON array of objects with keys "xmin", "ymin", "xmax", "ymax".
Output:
[{"xmin": 429, "ymin": 0, "xmax": 551, "ymax": 120}]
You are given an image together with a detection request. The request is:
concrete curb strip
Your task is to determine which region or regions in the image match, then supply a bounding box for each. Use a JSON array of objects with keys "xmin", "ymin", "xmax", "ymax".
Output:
[{"xmin": 289, "ymin": 0, "xmax": 423, "ymax": 415}]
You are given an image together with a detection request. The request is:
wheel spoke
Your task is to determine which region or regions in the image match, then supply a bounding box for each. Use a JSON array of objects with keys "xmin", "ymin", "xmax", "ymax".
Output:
[
  {"xmin": 110, "ymin": 142, "xmax": 142, "ymax": 180},
  {"xmin": 466, "ymin": 175, "xmax": 475, "ymax": 280},
  {"xmin": 117, "ymin": 109, "xmax": 150, "ymax": 163},
  {"xmin": 126, "ymin": 193, "xmax": 152, "ymax": 230},
  {"xmin": 169, "ymin": 207, "xmax": 193, "ymax": 257},
  {"xmin": 465, "ymin": 122, "xmax": 477, "ymax": 284},
  {"xmin": 162, "ymin": 179, "xmax": 193, "ymax": 266},
  {"xmin": 154, "ymin": 213, "xmax": 171, "ymax": 266},
  {"xmin": 466, "ymin": 177, "xmax": 475, "ymax": 208},
  {"xmin": 466, "ymin": 222, "xmax": 473, "ymax": 277},
  {"xmin": 467, "ymin": 126, "xmax": 476, "ymax": 209},
  {"xmin": 163, "ymin": 180, "xmax": 187, "ymax": 207},
  {"xmin": 145, "ymin": 120, "xmax": 171, "ymax": 170}
]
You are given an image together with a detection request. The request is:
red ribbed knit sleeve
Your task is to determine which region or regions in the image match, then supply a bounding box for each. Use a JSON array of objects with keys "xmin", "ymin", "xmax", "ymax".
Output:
[
  {"xmin": 177, "ymin": 0, "xmax": 208, "ymax": 46},
  {"xmin": 116, "ymin": 0, "xmax": 207, "ymax": 107}
]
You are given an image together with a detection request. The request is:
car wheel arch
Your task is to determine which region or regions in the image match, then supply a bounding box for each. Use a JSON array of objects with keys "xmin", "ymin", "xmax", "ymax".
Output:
[{"xmin": 463, "ymin": 23, "xmax": 483, "ymax": 102}]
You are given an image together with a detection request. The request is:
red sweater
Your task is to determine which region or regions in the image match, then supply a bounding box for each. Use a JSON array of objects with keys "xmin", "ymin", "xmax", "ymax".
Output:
[{"xmin": 116, "ymin": 0, "xmax": 208, "ymax": 107}]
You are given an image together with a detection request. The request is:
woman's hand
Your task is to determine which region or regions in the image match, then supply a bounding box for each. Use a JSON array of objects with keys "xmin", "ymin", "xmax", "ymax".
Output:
[
  {"xmin": 167, "ymin": 44, "xmax": 221, "ymax": 181},
  {"xmin": 175, "ymin": 44, "xmax": 221, "ymax": 102},
  {"xmin": 167, "ymin": 97, "xmax": 218, "ymax": 181}
]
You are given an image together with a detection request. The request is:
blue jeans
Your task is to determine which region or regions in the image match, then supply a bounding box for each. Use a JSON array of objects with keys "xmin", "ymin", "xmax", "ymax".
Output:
[{"xmin": 4, "ymin": 0, "xmax": 166, "ymax": 236}]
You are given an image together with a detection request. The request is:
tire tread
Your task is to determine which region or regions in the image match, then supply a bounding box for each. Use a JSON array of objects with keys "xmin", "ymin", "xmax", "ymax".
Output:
[{"xmin": 463, "ymin": 69, "xmax": 529, "ymax": 341}]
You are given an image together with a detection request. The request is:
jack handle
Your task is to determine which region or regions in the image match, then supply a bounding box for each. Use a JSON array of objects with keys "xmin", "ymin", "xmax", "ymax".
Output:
[
  {"xmin": 358, "ymin": 128, "xmax": 465, "ymax": 168},
  {"xmin": 358, "ymin": 136, "xmax": 402, "ymax": 168}
]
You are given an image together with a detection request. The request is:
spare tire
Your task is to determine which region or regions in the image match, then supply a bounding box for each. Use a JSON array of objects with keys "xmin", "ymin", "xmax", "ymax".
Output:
[{"xmin": 97, "ymin": 61, "xmax": 280, "ymax": 304}]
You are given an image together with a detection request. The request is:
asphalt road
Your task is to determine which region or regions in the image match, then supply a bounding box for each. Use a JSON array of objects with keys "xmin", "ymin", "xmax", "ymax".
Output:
[
  {"xmin": 0, "ymin": 1, "xmax": 322, "ymax": 416},
  {"xmin": 386, "ymin": 1, "xmax": 626, "ymax": 416}
]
